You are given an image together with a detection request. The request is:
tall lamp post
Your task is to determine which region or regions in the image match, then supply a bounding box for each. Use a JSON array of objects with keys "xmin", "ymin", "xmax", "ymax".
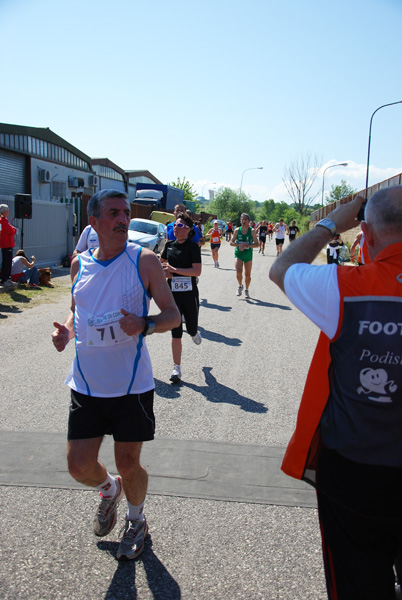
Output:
[
  {"xmin": 365, "ymin": 100, "xmax": 402, "ymax": 199},
  {"xmin": 321, "ymin": 162, "xmax": 348, "ymax": 207},
  {"xmin": 239, "ymin": 167, "xmax": 263, "ymax": 201}
]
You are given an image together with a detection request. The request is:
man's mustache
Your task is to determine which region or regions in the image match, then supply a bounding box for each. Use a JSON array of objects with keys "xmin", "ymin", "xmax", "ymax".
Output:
[{"xmin": 113, "ymin": 223, "xmax": 128, "ymax": 232}]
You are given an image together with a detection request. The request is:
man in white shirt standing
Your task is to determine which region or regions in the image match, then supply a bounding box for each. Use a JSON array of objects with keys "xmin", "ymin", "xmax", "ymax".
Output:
[
  {"xmin": 52, "ymin": 189, "xmax": 180, "ymax": 561},
  {"xmin": 269, "ymin": 188, "xmax": 402, "ymax": 600}
]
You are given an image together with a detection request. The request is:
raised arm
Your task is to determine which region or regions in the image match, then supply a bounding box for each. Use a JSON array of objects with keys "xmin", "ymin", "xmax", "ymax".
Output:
[{"xmin": 269, "ymin": 196, "xmax": 364, "ymax": 292}]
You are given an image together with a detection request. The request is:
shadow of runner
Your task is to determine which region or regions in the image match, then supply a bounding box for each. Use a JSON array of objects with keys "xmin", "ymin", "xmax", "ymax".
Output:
[
  {"xmin": 197, "ymin": 326, "xmax": 241, "ymax": 346},
  {"xmin": 98, "ymin": 535, "xmax": 181, "ymax": 600},
  {"xmin": 155, "ymin": 367, "xmax": 268, "ymax": 414},
  {"xmin": 199, "ymin": 298, "xmax": 232, "ymax": 312},
  {"xmin": 241, "ymin": 297, "xmax": 292, "ymax": 310}
]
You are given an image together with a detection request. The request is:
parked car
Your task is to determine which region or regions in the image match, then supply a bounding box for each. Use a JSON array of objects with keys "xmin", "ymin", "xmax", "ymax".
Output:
[{"xmin": 128, "ymin": 218, "xmax": 165, "ymax": 253}]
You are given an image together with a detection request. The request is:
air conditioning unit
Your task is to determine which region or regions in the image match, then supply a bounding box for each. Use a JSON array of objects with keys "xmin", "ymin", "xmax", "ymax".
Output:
[
  {"xmin": 39, "ymin": 169, "xmax": 50, "ymax": 183},
  {"xmin": 68, "ymin": 176, "xmax": 79, "ymax": 188},
  {"xmin": 88, "ymin": 175, "xmax": 98, "ymax": 186}
]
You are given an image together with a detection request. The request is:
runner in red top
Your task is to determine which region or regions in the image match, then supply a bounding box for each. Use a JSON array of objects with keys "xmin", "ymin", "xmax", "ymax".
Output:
[{"xmin": 206, "ymin": 220, "xmax": 222, "ymax": 268}]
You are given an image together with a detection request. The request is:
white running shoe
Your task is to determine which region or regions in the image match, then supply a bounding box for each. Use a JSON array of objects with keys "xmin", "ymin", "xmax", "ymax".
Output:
[
  {"xmin": 170, "ymin": 365, "xmax": 182, "ymax": 383},
  {"xmin": 192, "ymin": 331, "xmax": 202, "ymax": 345},
  {"xmin": 93, "ymin": 476, "xmax": 124, "ymax": 537},
  {"xmin": 117, "ymin": 517, "xmax": 149, "ymax": 560},
  {"xmin": 245, "ymin": 289, "xmax": 250, "ymax": 299},
  {"xmin": 236, "ymin": 285, "xmax": 243, "ymax": 296}
]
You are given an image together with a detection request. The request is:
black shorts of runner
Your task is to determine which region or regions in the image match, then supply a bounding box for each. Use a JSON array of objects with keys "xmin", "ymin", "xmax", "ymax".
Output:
[
  {"xmin": 171, "ymin": 289, "xmax": 199, "ymax": 338},
  {"xmin": 68, "ymin": 389, "xmax": 155, "ymax": 442},
  {"xmin": 259, "ymin": 236, "xmax": 266, "ymax": 242},
  {"xmin": 210, "ymin": 243, "xmax": 221, "ymax": 250},
  {"xmin": 275, "ymin": 238, "xmax": 285, "ymax": 246}
]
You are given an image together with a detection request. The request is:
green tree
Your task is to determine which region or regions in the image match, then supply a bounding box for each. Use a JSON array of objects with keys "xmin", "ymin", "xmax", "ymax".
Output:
[
  {"xmin": 326, "ymin": 180, "xmax": 357, "ymax": 203},
  {"xmin": 208, "ymin": 187, "xmax": 257, "ymax": 224},
  {"xmin": 169, "ymin": 177, "xmax": 198, "ymax": 202}
]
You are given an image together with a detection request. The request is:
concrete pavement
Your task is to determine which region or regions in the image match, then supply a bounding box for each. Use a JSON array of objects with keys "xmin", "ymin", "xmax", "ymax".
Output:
[{"xmin": 0, "ymin": 237, "xmax": 327, "ymax": 599}]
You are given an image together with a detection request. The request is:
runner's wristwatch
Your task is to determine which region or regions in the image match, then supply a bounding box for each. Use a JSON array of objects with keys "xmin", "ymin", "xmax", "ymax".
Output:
[
  {"xmin": 142, "ymin": 317, "xmax": 156, "ymax": 336},
  {"xmin": 315, "ymin": 218, "xmax": 337, "ymax": 237}
]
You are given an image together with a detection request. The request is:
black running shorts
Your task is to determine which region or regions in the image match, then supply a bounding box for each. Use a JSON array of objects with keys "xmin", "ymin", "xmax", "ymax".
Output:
[{"xmin": 68, "ymin": 389, "xmax": 155, "ymax": 442}]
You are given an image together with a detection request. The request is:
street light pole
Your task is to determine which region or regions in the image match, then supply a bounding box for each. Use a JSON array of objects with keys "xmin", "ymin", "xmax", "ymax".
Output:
[
  {"xmin": 365, "ymin": 100, "xmax": 402, "ymax": 199},
  {"xmin": 239, "ymin": 167, "xmax": 263, "ymax": 202},
  {"xmin": 321, "ymin": 162, "xmax": 348, "ymax": 207}
]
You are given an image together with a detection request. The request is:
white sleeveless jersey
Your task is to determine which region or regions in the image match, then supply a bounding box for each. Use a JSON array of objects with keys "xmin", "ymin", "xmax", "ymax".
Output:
[{"xmin": 65, "ymin": 243, "xmax": 154, "ymax": 397}]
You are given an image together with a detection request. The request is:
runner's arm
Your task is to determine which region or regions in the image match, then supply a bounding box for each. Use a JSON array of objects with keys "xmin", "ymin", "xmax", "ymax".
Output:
[
  {"xmin": 230, "ymin": 229, "xmax": 239, "ymax": 246},
  {"xmin": 52, "ymin": 257, "xmax": 79, "ymax": 351},
  {"xmin": 250, "ymin": 228, "xmax": 259, "ymax": 248},
  {"xmin": 120, "ymin": 250, "xmax": 180, "ymax": 335},
  {"xmin": 269, "ymin": 195, "xmax": 364, "ymax": 292}
]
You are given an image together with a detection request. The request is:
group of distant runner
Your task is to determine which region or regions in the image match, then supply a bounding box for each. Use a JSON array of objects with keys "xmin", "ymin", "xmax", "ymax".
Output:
[{"xmin": 205, "ymin": 214, "xmax": 300, "ymax": 298}]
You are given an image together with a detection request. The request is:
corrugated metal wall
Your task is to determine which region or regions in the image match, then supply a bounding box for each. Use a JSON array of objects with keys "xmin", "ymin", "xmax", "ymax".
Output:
[
  {"xmin": 0, "ymin": 195, "xmax": 74, "ymax": 266},
  {"xmin": 0, "ymin": 149, "xmax": 25, "ymax": 195}
]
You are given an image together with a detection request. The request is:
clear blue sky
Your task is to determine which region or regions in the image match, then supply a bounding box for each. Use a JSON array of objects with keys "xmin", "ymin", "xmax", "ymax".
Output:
[{"xmin": 1, "ymin": 0, "xmax": 401, "ymax": 204}]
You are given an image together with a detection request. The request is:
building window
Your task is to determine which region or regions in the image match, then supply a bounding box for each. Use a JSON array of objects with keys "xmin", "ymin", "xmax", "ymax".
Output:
[{"xmin": 52, "ymin": 181, "xmax": 67, "ymax": 198}]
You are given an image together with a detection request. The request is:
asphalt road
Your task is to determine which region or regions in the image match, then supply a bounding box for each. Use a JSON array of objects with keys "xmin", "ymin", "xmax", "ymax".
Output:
[{"xmin": 0, "ymin": 237, "xmax": 328, "ymax": 600}]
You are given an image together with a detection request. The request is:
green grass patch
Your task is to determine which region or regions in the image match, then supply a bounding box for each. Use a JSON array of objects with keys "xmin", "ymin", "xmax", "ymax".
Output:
[{"xmin": 0, "ymin": 274, "xmax": 71, "ymax": 315}]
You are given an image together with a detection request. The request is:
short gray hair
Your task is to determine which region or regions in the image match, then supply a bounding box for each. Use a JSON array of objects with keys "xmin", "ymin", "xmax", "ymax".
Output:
[
  {"xmin": 0, "ymin": 204, "xmax": 9, "ymax": 215},
  {"xmin": 365, "ymin": 186, "xmax": 402, "ymax": 234},
  {"xmin": 87, "ymin": 189, "xmax": 128, "ymax": 218}
]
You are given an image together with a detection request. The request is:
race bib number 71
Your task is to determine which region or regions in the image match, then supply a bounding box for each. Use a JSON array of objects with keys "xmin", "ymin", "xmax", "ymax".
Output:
[{"xmin": 87, "ymin": 310, "xmax": 130, "ymax": 346}]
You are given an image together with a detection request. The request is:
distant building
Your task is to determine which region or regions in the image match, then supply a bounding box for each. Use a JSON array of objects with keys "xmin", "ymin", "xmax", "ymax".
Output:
[{"xmin": 0, "ymin": 123, "xmax": 163, "ymax": 265}]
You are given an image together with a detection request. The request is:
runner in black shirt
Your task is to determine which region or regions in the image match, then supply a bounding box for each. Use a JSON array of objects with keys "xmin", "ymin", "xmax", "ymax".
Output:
[
  {"xmin": 161, "ymin": 213, "xmax": 202, "ymax": 383},
  {"xmin": 288, "ymin": 220, "xmax": 300, "ymax": 243}
]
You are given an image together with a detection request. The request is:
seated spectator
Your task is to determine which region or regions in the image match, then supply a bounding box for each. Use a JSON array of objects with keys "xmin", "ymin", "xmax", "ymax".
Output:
[{"xmin": 11, "ymin": 250, "xmax": 40, "ymax": 287}]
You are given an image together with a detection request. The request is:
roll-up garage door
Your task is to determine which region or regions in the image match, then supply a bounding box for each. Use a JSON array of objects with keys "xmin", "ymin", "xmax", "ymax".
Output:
[{"xmin": 0, "ymin": 149, "xmax": 26, "ymax": 195}]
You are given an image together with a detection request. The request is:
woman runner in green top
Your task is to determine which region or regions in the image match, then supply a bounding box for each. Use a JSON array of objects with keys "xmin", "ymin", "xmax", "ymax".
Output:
[{"xmin": 230, "ymin": 213, "xmax": 259, "ymax": 298}]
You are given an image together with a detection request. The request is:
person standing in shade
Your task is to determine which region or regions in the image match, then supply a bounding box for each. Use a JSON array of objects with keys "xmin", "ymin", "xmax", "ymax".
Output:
[
  {"xmin": 0, "ymin": 204, "xmax": 17, "ymax": 288},
  {"xmin": 230, "ymin": 213, "xmax": 259, "ymax": 298},
  {"xmin": 52, "ymin": 189, "xmax": 180, "ymax": 561}
]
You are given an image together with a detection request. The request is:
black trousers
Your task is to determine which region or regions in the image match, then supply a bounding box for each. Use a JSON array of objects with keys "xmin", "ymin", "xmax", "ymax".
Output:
[
  {"xmin": 316, "ymin": 447, "xmax": 402, "ymax": 599},
  {"xmin": 1, "ymin": 247, "xmax": 13, "ymax": 283}
]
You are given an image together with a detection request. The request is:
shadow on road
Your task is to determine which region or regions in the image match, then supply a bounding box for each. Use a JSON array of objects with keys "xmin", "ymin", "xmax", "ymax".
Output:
[
  {"xmin": 199, "ymin": 298, "xmax": 232, "ymax": 313},
  {"xmin": 197, "ymin": 325, "xmax": 241, "ymax": 346},
  {"xmin": 155, "ymin": 367, "xmax": 268, "ymax": 414},
  {"xmin": 241, "ymin": 297, "xmax": 292, "ymax": 310},
  {"xmin": 98, "ymin": 535, "xmax": 181, "ymax": 599}
]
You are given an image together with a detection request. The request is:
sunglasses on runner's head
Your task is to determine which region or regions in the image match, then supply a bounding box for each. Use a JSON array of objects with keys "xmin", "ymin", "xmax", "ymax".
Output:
[{"xmin": 174, "ymin": 222, "xmax": 190, "ymax": 229}]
